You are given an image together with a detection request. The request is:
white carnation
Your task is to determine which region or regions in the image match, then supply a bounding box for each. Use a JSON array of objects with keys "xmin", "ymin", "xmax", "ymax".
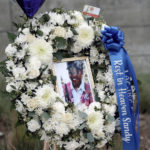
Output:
[
  {"xmin": 104, "ymin": 121, "xmax": 116, "ymax": 133},
  {"xmin": 12, "ymin": 67, "xmax": 27, "ymax": 80},
  {"xmin": 15, "ymin": 34, "xmax": 27, "ymax": 44},
  {"xmin": 27, "ymin": 119, "xmax": 41, "ymax": 132},
  {"xmin": 53, "ymin": 26, "xmax": 66, "ymax": 38},
  {"xmin": 16, "ymin": 100, "xmax": 25, "ymax": 113},
  {"xmin": 40, "ymin": 25, "xmax": 52, "ymax": 36},
  {"xmin": 53, "ymin": 102, "xmax": 65, "ymax": 114},
  {"xmin": 6, "ymin": 60, "xmax": 16, "ymax": 71},
  {"xmin": 6, "ymin": 82, "xmax": 15, "ymax": 93},
  {"xmin": 71, "ymin": 41, "xmax": 82, "ymax": 53},
  {"xmin": 55, "ymin": 122, "xmax": 70, "ymax": 136},
  {"xmin": 89, "ymin": 102, "xmax": 101, "ymax": 111},
  {"xmin": 29, "ymin": 39, "xmax": 53, "ymax": 65},
  {"xmin": 73, "ymin": 11, "xmax": 84, "ymax": 24},
  {"xmin": 26, "ymin": 97, "xmax": 39, "ymax": 111},
  {"xmin": 27, "ymin": 67, "xmax": 40, "ymax": 79},
  {"xmin": 16, "ymin": 49, "xmax": 26, "ymax": 60}
]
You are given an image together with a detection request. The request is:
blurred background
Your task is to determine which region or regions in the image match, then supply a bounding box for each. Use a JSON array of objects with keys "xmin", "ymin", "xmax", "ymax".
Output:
[{"xmin": 0, "ymin": 0, "xmax": 150, "ymax": 149}]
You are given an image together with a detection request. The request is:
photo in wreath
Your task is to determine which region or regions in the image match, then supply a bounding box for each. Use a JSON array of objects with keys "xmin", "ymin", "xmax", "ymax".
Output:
[{"xmin": 53, "ymin": 57, "xmax": 95, "ymax": 106}]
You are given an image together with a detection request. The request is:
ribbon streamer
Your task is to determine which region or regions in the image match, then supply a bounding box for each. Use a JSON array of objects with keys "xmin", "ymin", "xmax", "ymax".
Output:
[{"xmin": 101, "ymin": 26, "xmax": 140, "ymax": 150}]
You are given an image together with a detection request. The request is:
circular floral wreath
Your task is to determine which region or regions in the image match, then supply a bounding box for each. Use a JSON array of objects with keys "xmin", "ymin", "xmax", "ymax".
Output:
[{"xmin": 4, "ymin": 8, "xmax": 118, "ymax": 150}]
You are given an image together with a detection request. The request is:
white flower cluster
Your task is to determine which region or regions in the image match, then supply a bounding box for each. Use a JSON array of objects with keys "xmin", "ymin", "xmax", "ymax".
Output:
[{"xmin": 4, "ymin": 9, "xmax": 117, "ymax": 150}]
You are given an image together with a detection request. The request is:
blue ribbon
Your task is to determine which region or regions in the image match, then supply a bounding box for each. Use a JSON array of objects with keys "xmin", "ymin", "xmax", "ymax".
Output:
[{"xmin": 101, "ymin": 26, "xmax": 140, "ymax": 150}]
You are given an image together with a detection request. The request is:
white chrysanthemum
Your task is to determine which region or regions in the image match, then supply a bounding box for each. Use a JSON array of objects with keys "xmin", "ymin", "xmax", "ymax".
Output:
[
  {"xmin": 5, "ymin": 44, "xmax": 17, "ymax": 57},
  {"xmin": 29, "ymin": 39, "xmax": 53, "ymax": 65},
  {"xmin": 26, "ymin": 97, "xmax": 39, "ymax": 111},
  {"xmin": 12, "ymin": 67, "xmax": 27, "ymax": 80},
  {"xmin": 55, "ymin": 122, "xmax": 70, "ymax": 136},
  {"xmin": 53, "ymin": 102, "xmax": 65, "ymax": 114},
  {"xmin": 103, "ymin": 104, "xmax": 116, "ymax": 115},
  {"xmin": 96, "ymin": 71, "xmax": 105, "ymax": 82},
  {"xmin": 87, "ymin": 111, "xmax": 104, "ymax": 131},
  {"xmin": 27, "ymin": 119, "xmax": 41, "ymax": 132},
  {"xmin": 76, "ymin": 24, "xmax": 94, "ymax": 48},
  {"xmin": 49, "ymin": 12, "xmax": 65, "ymax": 25},
  {"xmin": 53, "ymin": 26, "xmax": 66, "ymax": 38},
  {"xmin": 36, "ymin": 85, "xmax": 58, "ymax": 109},
  {"xmin": 90, "ymin": 46, "xmax": 99, "ymax": 64},
  {"xmin": 64, "ymin": 140, "xmax": 82, "ymax": 150}
]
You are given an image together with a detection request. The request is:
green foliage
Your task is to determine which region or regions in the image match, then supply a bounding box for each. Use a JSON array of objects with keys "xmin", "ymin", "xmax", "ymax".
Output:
[
  {"xmin": 0, "ymin": 60, "xmax": 10, "ymax": 77},
  {"xmin": 87, "ymin": 132, "xmax": 94, "ymax": 143},
  {"xmin": 36, "ymin": 29, "xmax": 43, "ymax": 36},
  {"xmin": 7, "ymin": 32, "xmax": 17, "ymax": 43},
  {"xmin": 52, "ymin": 7, "xmax": 65, "ymax": 14},
  {"xmin": 55, "ymin": 37, "xmax": 67, "ymax": 50},
  {"xmin": 41, "ymin": 112, "xmax": 50, "ymax": 122},
  {"xmin": 78, "ymin": 110, "xmax": 87, "ymax": 119},
  {"xmin": 39, "ymin": 14, "xmax": 50, "ymax": 24}
]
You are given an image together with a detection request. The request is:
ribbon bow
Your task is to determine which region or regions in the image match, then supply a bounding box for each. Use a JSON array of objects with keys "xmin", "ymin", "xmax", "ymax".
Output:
[{"xmin": 101, "ymin": 26, "xmax": 140, "ymax": 150}]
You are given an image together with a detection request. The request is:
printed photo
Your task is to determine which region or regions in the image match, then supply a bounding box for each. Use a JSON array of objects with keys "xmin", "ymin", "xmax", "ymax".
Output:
[{"xmin": 53, "ymin": 57, "xmax": 95, "ymax": 106}]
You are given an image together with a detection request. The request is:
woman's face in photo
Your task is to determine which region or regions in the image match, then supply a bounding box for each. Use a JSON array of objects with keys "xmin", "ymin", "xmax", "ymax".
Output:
[{"xmin": 69, "ymin": 68, "xmax": 83, "ymax": 89}]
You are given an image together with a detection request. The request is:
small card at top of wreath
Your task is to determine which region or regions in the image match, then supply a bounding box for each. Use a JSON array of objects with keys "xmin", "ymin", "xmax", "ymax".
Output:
[{"xmin": 83, "ymin": 5, "xmax": 101, "ymax": 18}]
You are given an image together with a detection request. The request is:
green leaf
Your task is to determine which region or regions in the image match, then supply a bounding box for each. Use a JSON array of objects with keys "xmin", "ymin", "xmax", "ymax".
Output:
[
  {"xmin": 87, "ymin": 132, "xmax": 94, "ymax": 143},
  {"xmin": 78, "ymin": 110, "xmax": 87, "ymax": 119},
  {"xmin": 0, "ymin": 60, "xmax": 10, "ymax": 77},
  {"xmin": 39, "ymin": 14, "xmax": 50, "ymax": 24},
  {"xmin": 79, "ymin": 123, "xmax": 86, "ymax": 130},
  {"xmin": 7, "ymin": 32, "xmax": 17, "ymax": 43},
  {"xmin": 55, "ymin": 37, "xmax": 67, "ymax": 50},
  {"xmin": 41, "ymin": 112, "xmax": 50, "ymax": 122},
  {"xmin": 36, "ymin": 29, "xmax": 43, "ymax": 36},
  {"xmin": 71, "ymin": 28, "xmax": 78, "ymax": 35},
  {"xmin": 107, "ymin": 115, "xmax": 115, "ymax": 123},
  {"xmin": 51, "ymin": 75, "xmax": 56, "ymax": 85}
]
